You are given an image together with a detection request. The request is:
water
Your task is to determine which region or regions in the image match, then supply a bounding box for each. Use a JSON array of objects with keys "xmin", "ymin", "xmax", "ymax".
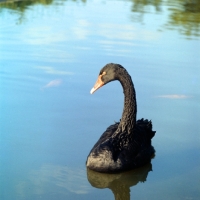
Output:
[{"xmin": 0, "ymin": 0, "xmax": 200, "ymax": 199}]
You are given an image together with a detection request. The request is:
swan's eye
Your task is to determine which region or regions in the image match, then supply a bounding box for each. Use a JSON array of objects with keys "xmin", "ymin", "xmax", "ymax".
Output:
[{"xmin": 99, "ymin": 71, "xmax": 106, "ymax": 76}]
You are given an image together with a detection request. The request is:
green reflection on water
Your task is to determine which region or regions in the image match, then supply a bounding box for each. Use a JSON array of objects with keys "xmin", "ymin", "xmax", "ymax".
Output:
[
  {"xmin": 0, "ymin": 0, "xmax": 56, "ymax": 24},
  {"xmin": 165, "ymin": 0, "xmax": 200, "ymax": 38},
  {"xmin": 1, "ymin": 0, "xmax": 200, "ymax": 38},
  {"xmin": 130, "ymin": 0, "xmax": 162, "ymax": 13},
  {"xmin": 0, "ymin": 0, "xmax": 54, "ymax": 11}
]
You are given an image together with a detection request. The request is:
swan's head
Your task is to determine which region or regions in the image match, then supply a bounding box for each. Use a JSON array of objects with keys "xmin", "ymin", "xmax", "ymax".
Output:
[{"xmin": 90, "ymin": 63, "xmax": 125, "ymax": 94}]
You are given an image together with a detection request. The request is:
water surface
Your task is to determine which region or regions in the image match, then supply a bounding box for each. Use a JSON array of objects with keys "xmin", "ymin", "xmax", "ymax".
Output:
[{"xmin": 0, "ymin": 0, "xmax": 200, "ymax": 199}]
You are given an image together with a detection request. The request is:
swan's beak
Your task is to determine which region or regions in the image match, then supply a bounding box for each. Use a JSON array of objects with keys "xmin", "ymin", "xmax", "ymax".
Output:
[{"xmin": 90, "ymin": 75, "xmax": 104, "ymax": 94}]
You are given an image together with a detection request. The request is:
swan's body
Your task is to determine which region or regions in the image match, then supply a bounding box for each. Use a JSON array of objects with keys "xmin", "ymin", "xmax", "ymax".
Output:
[{"xmin": 86, "ymin": 63, "xmax": 155, "ymax": 173}]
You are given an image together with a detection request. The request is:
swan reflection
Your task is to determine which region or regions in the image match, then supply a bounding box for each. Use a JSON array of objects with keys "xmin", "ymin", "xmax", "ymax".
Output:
[{"xmin": 87, "ymin": 162, "xmax": 153, "ymax": 200}]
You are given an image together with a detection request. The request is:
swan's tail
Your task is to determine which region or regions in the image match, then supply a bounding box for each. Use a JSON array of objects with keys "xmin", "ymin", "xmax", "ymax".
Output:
[{"xmin": 137, "ymin": 118, "xmax": 156, "ymax": 139}]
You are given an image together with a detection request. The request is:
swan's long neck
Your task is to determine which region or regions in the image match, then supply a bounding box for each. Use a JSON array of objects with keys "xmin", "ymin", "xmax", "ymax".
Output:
[{"xmin": 116, "ymin": 69, "xmax": 137, "ymax": 134}]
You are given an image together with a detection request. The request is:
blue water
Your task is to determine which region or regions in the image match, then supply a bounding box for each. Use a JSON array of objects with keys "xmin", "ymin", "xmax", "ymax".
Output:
[{"xmin": 0, "ymin": 0, "xmax": 200, "ymax": 199}]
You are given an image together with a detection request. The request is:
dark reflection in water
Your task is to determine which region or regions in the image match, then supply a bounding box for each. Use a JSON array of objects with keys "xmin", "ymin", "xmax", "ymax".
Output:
[{"xmin": 87, "ymin": 162, "xmax": 153, "ymax": 200}]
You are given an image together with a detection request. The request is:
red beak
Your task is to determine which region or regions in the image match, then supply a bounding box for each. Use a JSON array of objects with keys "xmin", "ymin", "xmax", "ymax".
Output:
[{"xmin": 90, "ymin": 75, "xmax": 104, "ymax": 94}]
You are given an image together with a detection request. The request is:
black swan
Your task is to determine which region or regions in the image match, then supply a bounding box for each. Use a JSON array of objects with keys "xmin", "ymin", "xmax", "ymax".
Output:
[{"xmin": 86, "ymin": 63, "xmax": 155, "ymax": 173}]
